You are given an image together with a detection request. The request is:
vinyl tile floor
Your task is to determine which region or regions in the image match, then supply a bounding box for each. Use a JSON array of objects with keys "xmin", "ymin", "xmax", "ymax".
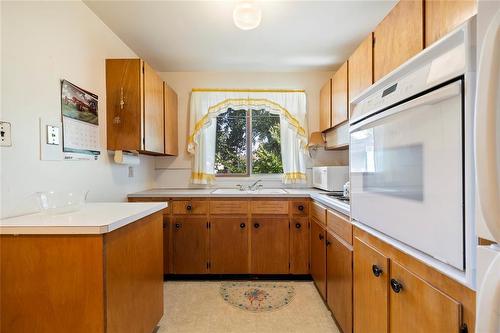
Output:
[{"xmin": 157, "ymin": 281, "xmax": 341, "ymax": 333}]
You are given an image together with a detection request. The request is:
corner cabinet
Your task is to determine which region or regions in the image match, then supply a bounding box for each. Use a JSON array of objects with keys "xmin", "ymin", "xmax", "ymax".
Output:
[
  {"xmin": 164, "ymin": 83, "xmax": 178, "ymax": 155},
  {"xmin": 373, "ymin": 0, "xmax": 424, "ymax": 82},
  {"xmin": 106, "ymin": 59, "xmax": 178, "ymax": 156}
]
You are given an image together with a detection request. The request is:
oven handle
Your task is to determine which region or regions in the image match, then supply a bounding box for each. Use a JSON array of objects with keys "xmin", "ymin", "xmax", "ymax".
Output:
[{"xmin": 349, "ymin": 81, "xmax": 461, "ymax": 133}]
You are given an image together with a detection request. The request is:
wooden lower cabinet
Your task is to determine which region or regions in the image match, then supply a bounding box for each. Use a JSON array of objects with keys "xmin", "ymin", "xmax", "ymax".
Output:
[
  {"xmin": 163, "ymin": 216, "xmax": 170, "ymax": 274},
  {"xmin": 326, "ymin": 231, "xmax": 353, "ymax": 333},
  {"xmin": 172, "ymin": 217, "xmax": 209, "ymax": 274},
  {"xmin": 353, "ymin": 237, "xmax": 389, "ymax": 333},
  {"xmin": 390, "ymin": 261, "xmax": 462, "ymax": 333},
  {"xmin": 251, "ymin": 216, "xmax": 289, "ymax": 274},
  {"xmin": 210, "ymin": 216, "xmax": 249, "ymax": 274},
  {"xmin": 311, "ymin": 218, "xmax": 327, "ymax": 299},
  {"xmin": 290, "ymin": 217, "xmax": 310, "ymax": 274}
]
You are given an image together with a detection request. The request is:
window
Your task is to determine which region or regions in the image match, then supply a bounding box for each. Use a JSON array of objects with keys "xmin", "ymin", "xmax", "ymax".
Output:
[{"xmin": 215, "ymin": 108, "xmax": 283, "ymax": 176}]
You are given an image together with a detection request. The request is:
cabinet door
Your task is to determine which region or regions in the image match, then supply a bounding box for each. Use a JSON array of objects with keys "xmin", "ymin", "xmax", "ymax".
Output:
[
  {"xmin": 105, "ymin": 59, "xmax": 142, "ymax": 151},
  {"xmin": 163, "ymin": 216, "xmax": 170, "ymax": 275},
  {"xmin": 172, "ymin": 217, "xmax": 208, "ymax": 274},
  {"xmin": 353, "ymin": 237, "xmax": 389, "ymax": 333},
  {"xmin": 250, "ymin": 217, "xmax": 289, "ymax": 274},
  {"xmin": 143, "ymin": 62, "xmax": 164, "ymax": 154},
  {"xmin": 331, "ymin": 61, "xmax": 349, "ymax": 127},
  {"xmin": 310, "ymin": 218, "xmax": 327, "ymax": 300},
  {"xmin": 290, "ymin": 217, "xmax": 309, "ymax": 274},
  {"xmin": 425, "ymin": 0, "xmax": 477, "ymax": 47},
  {"xmin": 320, "ymin": 79, "xmax": 332, "ymax": 132},
  {"xmin": 210, "ymin": 217, "xmax": 249, "ymax": 274},
  {"xmin": 373, "ymin": 0, "xmax": 423, "ymax": 82},
  {"xmin": 349, "ymin": 34, "xmax": 373, "ymax": 104},
  {"xmin": 390, "ymin": 261, "xmax": 462, "ymax": 333},
  {"xmin": 164, "ymin": 83, "xmax": 178, "ymax": 156},
  {"xmin": 326, "ymin": 231, "xmax": 353, "ymax": 333}
]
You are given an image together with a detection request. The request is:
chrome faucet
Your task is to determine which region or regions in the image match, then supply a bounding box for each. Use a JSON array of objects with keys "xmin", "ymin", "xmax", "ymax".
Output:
[{"xmin": 248, "ymin": 179, "xmax": 263, "ymax": 191}]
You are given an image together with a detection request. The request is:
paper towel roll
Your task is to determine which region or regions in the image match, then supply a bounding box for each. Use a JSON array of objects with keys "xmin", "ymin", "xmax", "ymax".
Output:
[{"xmin": 114, "ymin": 150, "xmax": 140, "ymax": 165}]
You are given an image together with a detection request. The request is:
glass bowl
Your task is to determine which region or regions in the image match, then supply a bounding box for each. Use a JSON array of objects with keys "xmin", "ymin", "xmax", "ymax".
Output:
[{"xmin": 36, "ymin": 191, "xmax": 88, "ymax": 215}]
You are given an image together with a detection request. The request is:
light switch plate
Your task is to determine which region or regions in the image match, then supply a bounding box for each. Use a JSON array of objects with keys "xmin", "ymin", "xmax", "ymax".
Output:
[
  {"xmin": 47, "ymin": 125, "xmax": 60, "ymax": 145},
  {"xmin": 40, "ymin": 118, "xmax": 63, "ymax": 161},
  {"xmin": 0, "ymin": 121, "xmax": 12, "ymax": 147}
]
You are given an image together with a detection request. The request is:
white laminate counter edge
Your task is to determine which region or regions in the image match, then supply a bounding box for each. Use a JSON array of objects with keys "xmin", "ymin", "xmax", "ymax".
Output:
[{"xmin": 0, "ymin": 202, "xmax": 168, "ymax": 235}]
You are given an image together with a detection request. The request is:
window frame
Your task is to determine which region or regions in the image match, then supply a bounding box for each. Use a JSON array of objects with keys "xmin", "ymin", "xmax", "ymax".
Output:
[{"xmin": 214, "ymin": 108, "xmax": 283, "ymax": 178}]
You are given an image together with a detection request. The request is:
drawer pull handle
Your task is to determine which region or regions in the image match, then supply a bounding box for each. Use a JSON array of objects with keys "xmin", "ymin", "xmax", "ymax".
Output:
[
  {"xmin": 372, "ymin": 265, "xmax": 383, "ymax": 277},
  {"xmin": 186, "ymin": 204, "xmax": 192, "ymax": 211},
  {"xmin": 175, "ymin": 223, "xmax": 181, "ymax": 229},
  {"xmin": 390, "ymin": 279, "xmax": 403, "ymax": 293},
  {"xmin": 319, "ymin": 233, "xmax": 324, "ymax": 241},
  {"xmin": 295, "ymin": 223, "xmax": 301, "ymax": 229},
  {"xmin": 254, "ymin": 223, "xmax": 260, "ymax": 229},
  {"xmin": 240, "ymin": 223, "xmax": 246, "ymax": 229},
  {"xmin": 298, "ymin": 205, "xmax": 305, "ymax": 211}
]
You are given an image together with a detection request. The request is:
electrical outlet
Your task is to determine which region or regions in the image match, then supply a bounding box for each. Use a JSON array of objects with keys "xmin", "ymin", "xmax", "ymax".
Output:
[
  {"xmin": 0, "ymin": 121, "xmax": 12, "ymax": 147},
  {"xmin": 46, "ymin": 125, "xmax": 60, "ymax": 145},
  {"xmin": 128, "ymin": 166, "xmax": 134, "ymax": 178}
]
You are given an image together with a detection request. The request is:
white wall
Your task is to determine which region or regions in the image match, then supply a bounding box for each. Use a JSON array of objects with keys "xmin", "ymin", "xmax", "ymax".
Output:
[
  {"xmin": 0, "ymin": 1, "xmax": 156, "ymax": 218},
  {"xmin": 155, "ymin": 71, "xmax": 348, "ymax": 188}
]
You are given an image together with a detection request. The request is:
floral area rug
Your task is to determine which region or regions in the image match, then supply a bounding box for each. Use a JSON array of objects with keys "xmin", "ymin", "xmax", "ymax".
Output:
[{"xmin": 220, "ymin": 281, "xmax": 296, "ymax": 312}]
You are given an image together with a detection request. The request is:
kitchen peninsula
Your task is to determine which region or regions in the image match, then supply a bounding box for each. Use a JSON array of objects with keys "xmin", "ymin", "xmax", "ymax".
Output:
[{"xmin": 0, "ymin": 202, "xmax": 167, "ymax": 333}]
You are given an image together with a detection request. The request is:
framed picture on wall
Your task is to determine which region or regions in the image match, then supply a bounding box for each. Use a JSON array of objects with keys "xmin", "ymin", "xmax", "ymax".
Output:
[{"xmin": 60, "ymin": 79, "xmax": 100, "ymax": 160}]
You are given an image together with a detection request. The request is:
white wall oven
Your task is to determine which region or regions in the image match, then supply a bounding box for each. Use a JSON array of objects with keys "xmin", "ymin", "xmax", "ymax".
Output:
[{"xmin": 349, "ymin": 18, "xmax": 476, "ymax": 286}]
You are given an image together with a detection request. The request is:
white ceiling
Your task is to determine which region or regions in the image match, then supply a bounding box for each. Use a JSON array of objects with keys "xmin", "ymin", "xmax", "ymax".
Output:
[{"xmin": 85, "ymin": 1, "xmax": 396, "ymax": 72}]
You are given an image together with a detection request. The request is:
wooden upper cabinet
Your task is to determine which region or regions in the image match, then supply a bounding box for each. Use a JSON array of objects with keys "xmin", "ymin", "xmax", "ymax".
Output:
[
  {"xmin": 425, "ymin": 0, "xmax": 477, "ymax": 47},
  {"xmin": 319, "ymin": 79, "xmax": 332, "ymax": 132},
  {"xmin": 311, "ymin": 219, "xmax": 327, "ymax": 300},
  {"xmin": 327, "ymin": 231, "xmax": 353, "ymax": 333},
  {"xmin": 164, "ymin": 83, "xmax": 178, "ymax": 156},
  {"xmin": 143, "ymin": 62, "xmax": 164, "ymax": 154},
  {"xmin": 250, "ymin": 217, "xmax": 289, "ymax": 274},
  {"xmin": 390, "ymin": 261, "xmax": 462, "ymax": 333},
  {"xmin": 349, "ymin": 33, "xmax": 373, "ymax": 103},
  {"xmin": 106, "ymin": 59, "xmax": 177, "ymax": 155},
  {"xmin": 210, "ymin": 217, "xmax": 249, "ymax": 274},
  {"xmin": 373, "ymin": 0, "xmax": 424, "ymax": 82},
  {"xmin": 106, "ymin": 59, "xmax": 142, "ymax": 151},
  {"xmin": 354, "ymin": 237, "xmax": 390, "ymax": 333},
  {"xmin": 331, "ymin": 61, "xmax": 349, "ymax": 127}
]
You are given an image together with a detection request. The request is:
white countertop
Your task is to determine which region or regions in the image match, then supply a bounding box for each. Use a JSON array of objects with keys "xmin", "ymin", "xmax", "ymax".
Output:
[
  {"xmin": 128, "ymin": 188, "xmax": 350, "ymax": 216},
  {"xmin": 128, "ymin": 187, "xmax": 326, "ymax": 198},
  {"xmin": 0, "ymin": 202, "xmax": 167, "ymax": 235}
]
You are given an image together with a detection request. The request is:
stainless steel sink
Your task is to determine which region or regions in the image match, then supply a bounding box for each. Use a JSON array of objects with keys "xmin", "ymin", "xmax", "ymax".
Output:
[{"xmin": 211, "ymin": 188, "xmax": 288, "ymax": 195}]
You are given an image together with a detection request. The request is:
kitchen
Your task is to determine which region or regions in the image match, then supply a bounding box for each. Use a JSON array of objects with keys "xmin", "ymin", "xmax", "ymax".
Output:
[{"xmin": 1, "ymin": 1, "xmax": 498, "ymax": 333}]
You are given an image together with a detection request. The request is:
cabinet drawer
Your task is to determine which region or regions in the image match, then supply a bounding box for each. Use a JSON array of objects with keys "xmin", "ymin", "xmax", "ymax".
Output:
[
  {"xmin": 172, "ymin": 201, "xmax": 208, "ymax": 215},
  {"xmin": 290, "ymin": 200, "xmax": 309, "ymax": 216},
  {"xmin": 311, "ymin": 201, "xmax": 326, "ymax": 225},
  {"xmin": 128, "ymin": 197, "xmax": 171, "ymax": 214},
  {"xmin": 327, "ymin": 209, "xmax": 352, "ymax": 244},
  {"xmin": 210, "ymin": 200, "xmax": 248, "ymax": 215},
  {"xmin": 250, "ymin": 200, "xmax": 288, "ymax": 215}
]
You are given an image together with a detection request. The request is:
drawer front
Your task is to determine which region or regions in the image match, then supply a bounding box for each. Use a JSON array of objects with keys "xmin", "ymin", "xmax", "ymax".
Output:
[
  {"xmin": 210, "ymin": 200, "xmax": 249, "ymax": 215},
  {"xmin": 128, "ymin": 197, "xmax": 171, "ymax": 214},
  {"xmin": 327, "ymin": 209, "xmax": 352, "ymax": 244},
  {"xmin": 172, "ymin": 201, "xmax": 208, "ymax": 215},
  {"xmin": 311, "ymin": 201, "xmax": 326, "ymax": 225},
  {"xmin": 250, "ymin": 200, "xmax": 288, "ymax": 215},
  {"xmin": 290, "ymin": 200, "xmax": 309, "ymax": 216}
]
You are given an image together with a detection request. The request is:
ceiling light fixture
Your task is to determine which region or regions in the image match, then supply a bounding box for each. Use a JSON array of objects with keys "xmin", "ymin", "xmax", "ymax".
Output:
[{"xmin": 233, "ymin": 0, "xmax": 262, "ymax": 31}]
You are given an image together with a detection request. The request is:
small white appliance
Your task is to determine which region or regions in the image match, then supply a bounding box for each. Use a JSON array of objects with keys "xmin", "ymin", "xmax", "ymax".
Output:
[
  {"xmin": 349, "ymin": 17, "xmax": 476, "ymax": 286},
  {"xmin": 475, "ymin": 2, "xmax": 500, "ymax": 332},
  {"xmin": 312, "ymin": 166, "xmax": 349, "ymax": 191}
]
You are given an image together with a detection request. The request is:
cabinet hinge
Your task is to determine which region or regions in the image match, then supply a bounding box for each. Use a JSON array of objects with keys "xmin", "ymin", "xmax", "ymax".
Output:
[
  {"xmin": 308, "ymin": 262, "xmax": 311, "ymax": 269},
  {"xmin": 459, "ymin": 324, "xmax": 468, "ymax": 333},
  {"xmin": 206, "ymin": 261, "xmax": 211, "ymax": 270},
  {"xmin": 288, "ymin": 262, "xmax": 291, "ymax": 269}
]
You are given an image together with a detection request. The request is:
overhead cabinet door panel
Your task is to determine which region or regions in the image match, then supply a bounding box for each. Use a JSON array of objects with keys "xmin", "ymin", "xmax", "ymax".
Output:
[{"xmin": 143, "ymin": 62, "xmax": 165, "ymax": 154}]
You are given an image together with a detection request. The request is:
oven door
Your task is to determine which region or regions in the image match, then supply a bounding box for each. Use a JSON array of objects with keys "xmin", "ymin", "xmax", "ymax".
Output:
[{"xmin": 350, "ymin": 80, "xmax": 465, "ymax": 270}]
